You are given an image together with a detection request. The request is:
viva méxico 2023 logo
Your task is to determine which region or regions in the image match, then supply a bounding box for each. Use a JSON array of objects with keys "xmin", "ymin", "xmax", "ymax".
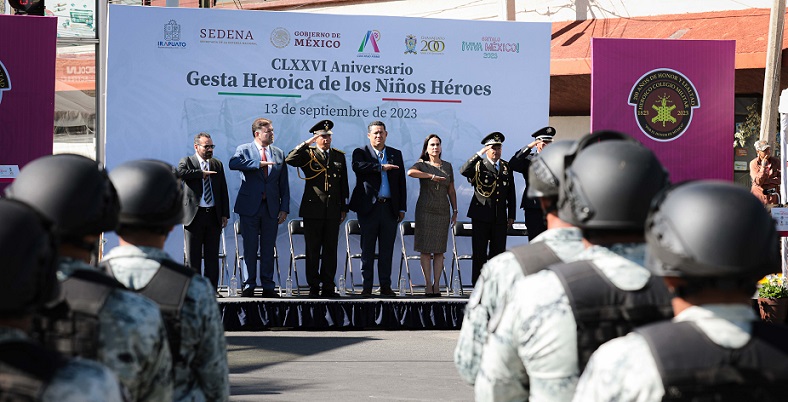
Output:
[{"xmin": 628, "ymin": 68, "xmax": 700, "ymax": 142}]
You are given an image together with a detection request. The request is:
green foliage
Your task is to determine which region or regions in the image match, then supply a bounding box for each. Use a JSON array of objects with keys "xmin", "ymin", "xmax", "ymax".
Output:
[
  {"xmin": 734, "ymin": 103, "xmax": 761, "ymax": 148},
  {"xmin": 758, "ymin": 274, "xmax": 788, "ymax": 299}
]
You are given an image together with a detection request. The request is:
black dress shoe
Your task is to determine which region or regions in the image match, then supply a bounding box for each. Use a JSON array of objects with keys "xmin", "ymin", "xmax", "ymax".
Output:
[
  {"xmin": 261, "ymin": 289, "xmax": 281, "ymax": 298},
  {"xmin": 322, "ymin": 289, "xmax": 341, "ymax": 298},
  {"xmin": 241, "ymin": 287, "xmax": 256, "ymax": 297},
  {"xmin": 360, "ymin": 289, "xmax": 373, "ymax": 297},
  {"xmin": 309, "ymin": 287, "xmax": 321, "ymax": 297},
  {"xmin": 379, "ymin": 287, "xmax": 396, "ymax": 297}
]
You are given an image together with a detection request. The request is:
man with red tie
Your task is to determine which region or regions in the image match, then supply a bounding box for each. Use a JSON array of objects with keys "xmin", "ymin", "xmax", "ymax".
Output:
[{"xmin": 229, "ymin": 117, "xmax": 290, "ymax": 298}]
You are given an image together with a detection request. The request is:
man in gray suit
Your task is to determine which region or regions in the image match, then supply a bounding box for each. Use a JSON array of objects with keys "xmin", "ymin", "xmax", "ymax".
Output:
[
  {"xmin": 177, "ymin": 132, "xmax": 230, "ymax": 291},
  {"xmin": 229, "ymin": 117, "xmax": 290, "ymax": 298}
]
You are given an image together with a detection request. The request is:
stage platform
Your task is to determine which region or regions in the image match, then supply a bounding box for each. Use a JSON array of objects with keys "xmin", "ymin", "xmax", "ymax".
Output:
[{"xmin": 219, "ymin": 292, "xmax": 469, "ymax": 331}]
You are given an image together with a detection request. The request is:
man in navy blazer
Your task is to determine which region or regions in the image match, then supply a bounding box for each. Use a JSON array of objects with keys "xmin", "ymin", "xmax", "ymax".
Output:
[
  {"xmin": 229, "ymin": 117, "xmax": 290, "ymax": 298},
  {"xmin": 348, "ymin": 121, "xmax": 407, "ymax": 297}
]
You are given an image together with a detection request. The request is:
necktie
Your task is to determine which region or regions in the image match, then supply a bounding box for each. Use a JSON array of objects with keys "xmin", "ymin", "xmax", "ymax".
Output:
[
  {"xmin": 378, "ymin": 151, "xmax": 384, "ymax": 164},
  {"xmin": 202, "ymin": 161, "xmax": 213, "ymax": 204},
  {"xmin": 261, "ymin": 147, "xmax": 268, "ymax": 178}
]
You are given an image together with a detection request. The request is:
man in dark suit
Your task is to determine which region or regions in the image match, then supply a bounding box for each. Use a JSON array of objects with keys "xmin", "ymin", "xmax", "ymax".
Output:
[
  {"xmin": 285, "ymin": 119, "xmax": 349, "ymax": 297},
  {"xmin": 460, "ymin": 132, "xmax": 516, "ymax": 285},
  {"xmin": 509, "ymin": 126, "xmax": 555, "ymax": 241},
  {"xmin": 229, "ymin": 117, "xmax": 290, "ymax": 298},
  {"xmin": 177, "ymin": 132, "xmax": 230, "ymax": 291},
  {"xmin": 348, "ymin": 121, "xmax": 407, "ymax": 297}
]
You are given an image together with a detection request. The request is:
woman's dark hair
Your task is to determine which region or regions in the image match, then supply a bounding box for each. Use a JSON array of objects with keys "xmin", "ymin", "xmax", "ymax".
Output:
[{"xmin": 420, "ymin": 134, "xmax": 442, "ymax": 161}]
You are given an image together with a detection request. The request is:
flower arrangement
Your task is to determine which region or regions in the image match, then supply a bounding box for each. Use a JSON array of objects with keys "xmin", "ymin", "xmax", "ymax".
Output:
[{"xmin": 757, "ymin": 274, "xmax": 788, "ymax": 299}]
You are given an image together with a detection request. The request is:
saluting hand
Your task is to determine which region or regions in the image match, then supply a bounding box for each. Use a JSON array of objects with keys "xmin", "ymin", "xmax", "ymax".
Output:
[
  {"xmin": 202, "ymin": 170, "xmax": 216, "ymax": 179},
  {"xmin": 381, "ymin": 163, "xmax": 399, "ymax": 171}
]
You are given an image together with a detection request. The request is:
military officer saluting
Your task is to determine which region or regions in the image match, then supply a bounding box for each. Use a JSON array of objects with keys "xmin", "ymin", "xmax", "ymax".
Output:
[
  {"xmin": 286, "ymin": 119, "xmax": 350, "ymax": 297},
  {"xmin": 460, "ymin": 132, "xmax": 516, "ymax": 285}
]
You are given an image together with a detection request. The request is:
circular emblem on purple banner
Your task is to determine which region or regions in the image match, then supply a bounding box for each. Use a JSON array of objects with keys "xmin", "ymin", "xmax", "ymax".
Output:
[{"xmin": 628, "ymin": 68, "xmax": 700, "ymax": 142}]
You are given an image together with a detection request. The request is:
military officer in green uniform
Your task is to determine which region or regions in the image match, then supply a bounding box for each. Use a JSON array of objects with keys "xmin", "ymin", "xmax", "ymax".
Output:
[
  {"xmin": 286, "ymin": 119, "xmax": 350, "ymax": 297},
  {"xmin": 460, "ymin": 132, "xmax": 516, "ymax": 285}
]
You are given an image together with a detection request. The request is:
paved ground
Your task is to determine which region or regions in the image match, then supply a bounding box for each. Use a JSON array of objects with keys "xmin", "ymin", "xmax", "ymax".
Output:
[{"xmin": 227, "ymin": 330, "xmax": 474, "ymax": 401}]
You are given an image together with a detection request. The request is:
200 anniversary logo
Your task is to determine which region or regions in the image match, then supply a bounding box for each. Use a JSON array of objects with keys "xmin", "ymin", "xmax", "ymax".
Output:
[{"xmin": 628, "ymin": 68, "xmax": 700, "ymax": 142}]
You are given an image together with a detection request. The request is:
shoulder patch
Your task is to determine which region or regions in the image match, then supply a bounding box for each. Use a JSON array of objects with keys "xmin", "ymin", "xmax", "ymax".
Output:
[{"xmin": 332, "ymin": 148, "xmax": 345, "ymax": 154}]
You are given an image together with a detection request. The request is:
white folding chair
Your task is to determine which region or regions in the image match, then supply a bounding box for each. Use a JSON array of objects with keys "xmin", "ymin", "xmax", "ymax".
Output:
[
  {"xmin": 449, "ymin": 221, "xmax": 474, "ymax": 296},
  {"xmin": 343, "ymin": 219, "xmax": 378, "ymax": 294},
  {"xmin": 398, "ymin": 221, "xmax": 449, "ymax": 296},
  {"xmin": 287, "ymin": 219, "xmax": 308, "ymax": 296}
]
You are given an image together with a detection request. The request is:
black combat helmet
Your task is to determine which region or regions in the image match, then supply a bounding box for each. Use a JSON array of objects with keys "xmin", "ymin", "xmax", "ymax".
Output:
[
  {"xmin": 558, "ymin": 131, "xmax": 670, "ymax": 230},
  {"xmin": 527, "ymin": 140, "xmax": 575, "ymax": 199},
  {"xmin": 5, "ymin": 154, "xmax": 120, "ymax": 242},
  {"xmin": 0, "ymin": 199, "xmax": 59, "ymax": 314},
  {"xmin": 108, "ymin": 159, "xmax": 184, "ymax": 229},
  {"xmin": 645, "ymin": 180, "xmax": 779, "ymax": 281}
]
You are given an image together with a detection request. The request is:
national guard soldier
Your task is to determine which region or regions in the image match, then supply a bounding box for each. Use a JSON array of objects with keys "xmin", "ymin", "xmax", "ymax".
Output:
[
  {"xmin": 509, "ymin": 126, "xmax": 555, "ymax": 241},
  {"xmin": 102, "ymin": 160, "xmax": 230, "ymax": 402},
  {"xmin": 475, "ymin": 132, "xmax": 674, "ymax": 402},
  {"xmin": 285, "ymin": 119, "xmax": 350, "ymax": 297},
  {"xmin": 459, "ymin": 131, "xmax": 517, "ymax": 285},
  {"xmin": 0, "ymin": 198, "xmax": 125, "ymax": 402},
  {"xmin": 454, "ymin": 140, "xmax": 585, "ymax": 385},
  {"xmin": 574, "ymin": 181, "xmax": 788, "ymax": 402},
  {"xmin": 5, "ymin": 154, "xmax": 173, "ymax": 402}
]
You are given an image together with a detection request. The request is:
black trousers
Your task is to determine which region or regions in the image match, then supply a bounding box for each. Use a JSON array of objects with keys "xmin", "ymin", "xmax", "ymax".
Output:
[
  {"xmin": 184, "ymin": 207, "xmax": 221, "ymax": 289},
  {"xmin": 358, "ymin": 201, "xmax": 397, "ymax": 289},
  {"xmin": 303, "ymin": 217, "xmax": 341, "ymax": 290},
  {"xmin": 470, "ymin": 219, "xmax": 508, "ymax": 285},
  {"xmin": 524, "ymin": 208, "xmax": 546, "ymax": 241}
]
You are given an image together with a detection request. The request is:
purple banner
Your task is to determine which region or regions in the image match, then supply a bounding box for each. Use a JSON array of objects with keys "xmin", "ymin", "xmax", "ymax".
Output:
[
  {"xmin": 0, "ymin": 15, "xmax": 57, "ymax": 192},
  {"xmin": 591, "ymin": 38, "xmax": 735, "ymax": 183}
]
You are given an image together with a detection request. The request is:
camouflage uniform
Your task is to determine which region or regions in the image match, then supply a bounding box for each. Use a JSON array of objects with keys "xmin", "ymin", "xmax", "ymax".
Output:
[
  {"xmin": 0, "ymin": 327, "xmax": 125, "ymax": 402},
  {"xmin": 454, "ymin": 227, "xmax": 584, "ymax": 384},
  {"xmin": 572, "ymin": 304, "xmax": 759, "ymax": 402},
  {"xmin": 57, "ymin": 258, "xmax": 173, "ymax": 402},
  {"xmin": 103, "ymin": 245, "xmax": 230, "ymax": 402},
  {"xmin": 475, "ymin": 243, "xmax": 650, "ymax": 402}
]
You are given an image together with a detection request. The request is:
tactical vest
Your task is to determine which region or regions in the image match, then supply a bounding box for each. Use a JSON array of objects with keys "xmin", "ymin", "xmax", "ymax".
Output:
[
  {"xmin": 550, "ymin": 261, "xmax": 673, "ymax": 370},
  {"xmin": 0, "ymin": 340, "xmax": 66, "ymax": 401},
  {"xmin": 34, "ymin": 269, "xmax": 124, "ymax": 359},
  {"xmin": 498, "ymin": 242, "xmax": 565, "ymax": 398},
  {"xmin": 637, "ymin": 320, "xmax": 788, "ymax": 402},
  {"xmin": 509, "ymin": 242, "xmax": 562, "ymax": 276},
  {"xmin": 102, "ymin": 259, "xmax": 194, "ymax": 365}
]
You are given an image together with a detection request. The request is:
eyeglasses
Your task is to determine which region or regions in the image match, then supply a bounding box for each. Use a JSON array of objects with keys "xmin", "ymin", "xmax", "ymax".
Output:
[{"xmin": 199, "ymin": 144, "xmax": 216, "ymax": 149}]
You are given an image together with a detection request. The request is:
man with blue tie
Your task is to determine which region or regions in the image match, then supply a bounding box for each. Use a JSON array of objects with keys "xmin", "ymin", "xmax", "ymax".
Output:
[
  {"xmin": 177, "ymin": 132, "xmax": 230, "ymax": 292},
  {"xmin": 349, "ymin": 121, "xmax": 407, "ymax": 297},
  {"xmin": 230, "ymin": 117, "xmax": 290, "ymax": 298}
]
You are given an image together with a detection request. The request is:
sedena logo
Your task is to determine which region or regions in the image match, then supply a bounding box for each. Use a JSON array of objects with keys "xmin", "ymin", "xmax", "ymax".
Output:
[{"xmin": 357, "ymin": 30, "xmax": 381, "ymax": 58}]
